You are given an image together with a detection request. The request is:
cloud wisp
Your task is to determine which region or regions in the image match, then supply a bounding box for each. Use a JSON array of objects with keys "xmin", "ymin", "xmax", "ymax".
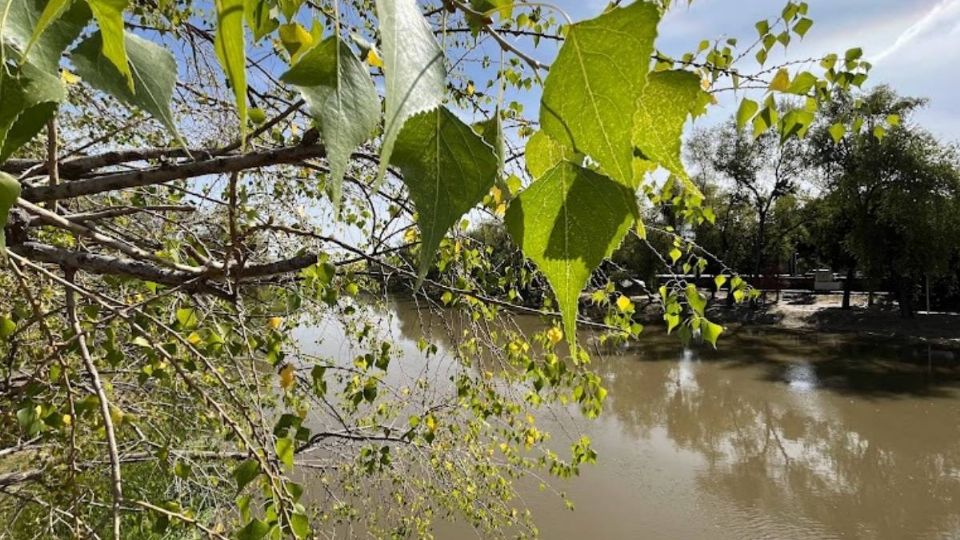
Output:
[{"xmin": 873, "ymin": 0, "xmax": 960, "ymax": 63}]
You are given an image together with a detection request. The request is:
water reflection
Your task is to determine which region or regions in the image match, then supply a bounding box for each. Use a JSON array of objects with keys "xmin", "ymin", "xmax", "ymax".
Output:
[{"xmin": 379, "ymin": 301, "xmax": 960, "ymax": 539}]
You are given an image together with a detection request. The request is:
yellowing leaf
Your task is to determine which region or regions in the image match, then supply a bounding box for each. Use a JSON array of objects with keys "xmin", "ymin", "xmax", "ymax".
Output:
[
  {"xmin": 546, "ymin": 326, "xmax": 563, "ymax": 345},
  {"xmin": 365, "ymin": 47, "xmax": 384, "ymax": 68},
  {"xmin": 279, "ymin": 364, "xmax": 296, "ymax": 390},
  {"xmin": 616, "ymin": 295, "xmax": 633, "ymax": 313},
  {"xmin": 60, "ymin": 70, "xmax": 80, "ymax": 84},
  {"xmin": 278, "ymin": 22, "xmax": 313, "ymax": 61},
  {"xmin": 769, "ymin": 68, "xmax": 790, "ymax": 92},
  {"xmin": 267, "ymin": 317, "xmax": 283, "ymax": 330}
]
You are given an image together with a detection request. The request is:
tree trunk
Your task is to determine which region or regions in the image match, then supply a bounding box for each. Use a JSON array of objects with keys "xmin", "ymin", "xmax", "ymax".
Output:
[
  {"xmin": 842, "ymin": 266, "xmax": 855, "ymax": 310},
  {"xmin": 897, "ymin": 277, "xmax": 915, "ymax": 319}
]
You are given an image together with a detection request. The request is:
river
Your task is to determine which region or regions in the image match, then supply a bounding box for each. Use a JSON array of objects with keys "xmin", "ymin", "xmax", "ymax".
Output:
[{"xmin": 297, "ymin": 299, "xmax": 960, "ymax": 539}]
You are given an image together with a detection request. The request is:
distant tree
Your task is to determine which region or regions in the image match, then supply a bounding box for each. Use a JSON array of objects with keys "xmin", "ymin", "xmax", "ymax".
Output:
[
  {"xmin": 688, "ymin": 117, "xmax": 812, "ymax": 276},
  {"xmin": 808, "ymin": 87, "xmax": 960, "ymax": 317}
]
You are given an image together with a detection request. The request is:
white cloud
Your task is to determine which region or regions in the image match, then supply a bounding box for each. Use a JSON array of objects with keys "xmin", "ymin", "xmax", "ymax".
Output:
[{"xmin": 873, "ymin": 0, "xmax": 960, "ymax": 63}]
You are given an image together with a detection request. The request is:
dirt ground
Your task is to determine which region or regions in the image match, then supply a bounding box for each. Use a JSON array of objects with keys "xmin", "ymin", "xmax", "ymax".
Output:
[{"xmin": 717, "ymin": 290, "xmax": 960, "ymax": 347}]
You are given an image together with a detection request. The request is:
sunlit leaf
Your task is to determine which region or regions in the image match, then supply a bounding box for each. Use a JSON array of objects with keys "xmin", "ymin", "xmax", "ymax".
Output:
[
  {"xmin": 0, "ymin": 172, "xmax": 21, "ymax": 253},
  {"xmin": 214, "ymin": 0, "xmax": 247, "ymax": 143},
  {"xmin": 87, "ymin": 0, "xmax": 133, "ymax": 90},
  {"xmin": 633, "ymin": 70, "xmax": 706, "ymax": 196},
  {"xmin": 540, "ymin": 1, "xmax": 659, "ymax": 187}
]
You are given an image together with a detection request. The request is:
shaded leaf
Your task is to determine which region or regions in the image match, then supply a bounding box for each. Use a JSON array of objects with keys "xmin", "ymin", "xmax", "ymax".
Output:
[
  {"xmin": 71, "ymin": 31, "xmax": 184, "ymax": 145},
  {"xmin": 0, "ymin": 65, "xmax": 65, "ymax": 162},
  {"xmin": 505, "ymin": 162, "xmax": 637, "ymax": 350},
  {"xmin": 231, "ymin": 459, "xmax": 260, "ymax": 492},
  {"xmin": 0, "ymin": 0, "xmax": 91, "ymax": 73},
  {"xmin": 245, "ymin": 0, "xmax": 278, "ymax": 42},
  {"xmin": 375, "ymin": 0, "xmax": 445, "ymax": 184},
  {"xmin": 281, "ymin": 37, "xmax": 379, "ymax": 210},
  {"xmin": 391, "ymin": 108, "xmax": 497, "ymax": 283}
]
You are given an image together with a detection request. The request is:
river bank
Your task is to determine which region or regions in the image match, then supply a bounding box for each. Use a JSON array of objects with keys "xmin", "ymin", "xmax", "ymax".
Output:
[{"xmin": 706, "ymin": 291, "xmax": 960, "ymax": 350}]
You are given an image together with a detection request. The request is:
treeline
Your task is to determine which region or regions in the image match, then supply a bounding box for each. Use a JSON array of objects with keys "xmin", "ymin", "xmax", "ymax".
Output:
[{"xmin": 611, "ymin": 86, "xmax": 960, "ymax": 318}]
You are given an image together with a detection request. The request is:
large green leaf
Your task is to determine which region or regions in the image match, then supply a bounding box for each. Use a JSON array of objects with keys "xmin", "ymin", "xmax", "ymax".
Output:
[
  {"xmin": 0, "ymin": 171, "xmax": 21, "ymax": 253},
  {"xmin": 375, "ymin": 0, "xmax": 446, "ymax": 184},
  {"xmin": 87, "ymin": 0, "xmax": 132, "ymax": 90},
  {"xmin": 391, "ymin": 107, "xmax": 497, "ymax": 283},
  {"xmin": 525, "ymin": 130, "xmax": 574, "ymax": 179},
  {"xmin": 505, "ymin": 162, "xmax": 638, "ymax": 349},
  {"xmin": 71, "ymin": 31, "xmax": 183, "ymax": 145},
  {"xmin": 0, "ymin": 65, "xmax": 65, "ymax": 162},
  {"xmin": 0, "ymin": 0, "xmax": 90, "ymax": 73},
  {"xmin": 214, "ymin": 0, "xmax": 247, "ymax": 143},
  {"xmin": 633, "ymin": 69, "xmax": 705, "ymax": 196},
  {"xmin": 539, "ymin": 1, "xmax": 659, "ymax": 187},
  {"xmin": 281, "ymin": 36, "xmax": 379, "ymax": 210}
]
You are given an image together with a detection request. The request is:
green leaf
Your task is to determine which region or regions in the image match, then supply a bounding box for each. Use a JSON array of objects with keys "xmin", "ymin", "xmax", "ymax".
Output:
[
  {"xmin": 525, "ymin": 130, "xmax": 574, "ymax": 179},
  {"xmin": 71, "ymin": 31, "xmax": 184, "ymax": 146},
  {"xmin": 685, "ymin": 284, "xmax": 705, "ymax": 316},
  {"xmin": 87, "ymin": 0, "xmax": 133, "ymax": 90},
  {"xmin": 275, "ymin": 437, "xmax": 294, "ymax": 469},
  {"xmin": 245, "ymin": 0, "xmax": 278, "ymax": 42},
  {"xmin": 0, "ymin": 65, "xmax": 64, "ymax": 163},
  {"xmin": 736, "ymin": 98, "xmax": 759, "ymax": 130},
  {"xmin": 281, "ymin": 37, "xmax": 378, "ymax": 210},
  {"xmin": 786, "ymin": 71, "xmax": 817, "ymax": 94},
  {"xmin": 540, "ymin": 1, "xmax": 659, "ymax": 188},
  {"xmin": 290, "ymin": 512, "xmax": 310, "ymax": 539},
  {"xmin": 376, "ymin": 0, "xmax": 446, "ymax": 184},
  {"xmin": 701, "ymin": 319, "xmax": 724, "ymax": 348},
  {"xmin": 22, "ymin": 0, "xmax": 74, "ymax": 62},
  {"xmin": 473, "ymin": 112, "xmax": 505, "ymax": 179},
  {"xmin": 633, "ymin": 70, "xmax": 705, "ymax": 196},
  {"xmin": 0, "ymin": 172, "xmax": 20, "ymax": 253},
  {"xmin": 793, "ymin": 17, "xmax": 813, "ymax": 38},
  {"xmin": 0, "ymin": 314, "xmax": 16, "ymax": 337},
  {"xmin": 231, "ymin": 459, "xmax": 260, "ymax": 492},
  {"xmin": 214, "ymin": 0, "xmax": 247, "ymax": 144},
  {"xmin": 390, "ymin": 108, "xmax": 497, "ymax": 284},
  {"xmin": 175, "ymin": 307, "xmax": 198, "ymax": 329},
  {"xmin": 237, "ymin": 518, "xmax": 271, "ymax": 540},
  {"xmin": 0, "ymin": 0, "xmax": 91, "ymax": 73},
  {"xmin": 505, "ymin": 162, "xmax": 638, "ymax": 350}
]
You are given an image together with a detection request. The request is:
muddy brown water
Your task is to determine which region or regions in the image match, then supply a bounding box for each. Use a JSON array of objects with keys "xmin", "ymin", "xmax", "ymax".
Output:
[{"xmin": 297, "ymin": 300, "xmax": 960, "ymax": 539}]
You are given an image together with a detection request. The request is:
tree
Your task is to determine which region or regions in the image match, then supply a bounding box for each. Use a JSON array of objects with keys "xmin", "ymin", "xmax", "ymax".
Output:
[
  {"xmin": 808, "ymin": 87, "xmax": 960, "ymax": 317},
  {"xmin": 0, "ymin": 0, "xmax": 873, "ymax": 537},
  {"xmin": 688, "ymin": 117, "xmax": 811, "ymax": 276}
]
